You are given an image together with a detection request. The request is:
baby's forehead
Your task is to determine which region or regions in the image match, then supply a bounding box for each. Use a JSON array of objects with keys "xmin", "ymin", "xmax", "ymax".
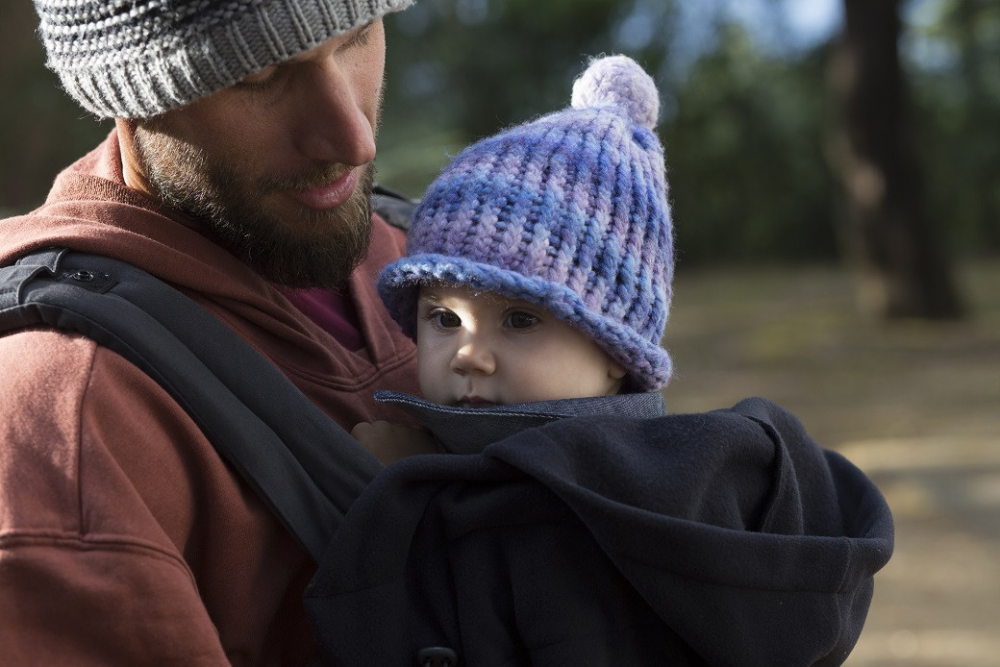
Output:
[{"xmin": 417, "ymin": 283, "xmax": 532, "ymax": 310}]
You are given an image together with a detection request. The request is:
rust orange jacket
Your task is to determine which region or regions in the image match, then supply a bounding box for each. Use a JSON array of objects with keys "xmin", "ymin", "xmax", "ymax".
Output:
[{"xmin": 0, "ymin": 131, "xmax": 419, "ymax": 665}]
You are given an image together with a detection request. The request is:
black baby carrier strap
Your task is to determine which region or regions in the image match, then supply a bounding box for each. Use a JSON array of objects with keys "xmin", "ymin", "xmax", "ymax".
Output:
[{"xmin": 0, "ymin": 246, "xmax": 381, "ymax": 562}]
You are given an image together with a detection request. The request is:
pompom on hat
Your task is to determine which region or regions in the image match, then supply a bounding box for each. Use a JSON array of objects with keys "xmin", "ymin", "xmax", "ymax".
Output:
[
  {"xmin": 379, "ymin": 54, "xmax": 675, "ymax": 391},
  {"xmin": 32, "ymin": 0, "xmax": 414, "ymax": 119}
]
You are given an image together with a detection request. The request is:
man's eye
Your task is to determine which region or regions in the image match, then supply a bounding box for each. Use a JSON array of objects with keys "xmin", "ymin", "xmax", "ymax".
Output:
[
  {"xmin": 237, "ymin": 66, "xmax": 278, "ymax": 89},
  {"xmin": 339, "ymin": 19, "xmax": 380, "ymax": 52},
  {"xmin": 505, "ymin": 311, "xmax": 538, "ymax": 329},
  {"xmin": 344, "ymin": 21, "xmax": 374, "ymax": 49}
]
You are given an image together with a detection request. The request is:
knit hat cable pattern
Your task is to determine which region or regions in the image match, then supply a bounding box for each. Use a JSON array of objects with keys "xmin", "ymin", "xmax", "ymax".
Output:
[
  {"xmin": 379, "ymin": 55, "xmax": 675, "ymax": 391},
  {"xmin": 33, "ymin": 0, "xmax": 413, "ymax": 119}
]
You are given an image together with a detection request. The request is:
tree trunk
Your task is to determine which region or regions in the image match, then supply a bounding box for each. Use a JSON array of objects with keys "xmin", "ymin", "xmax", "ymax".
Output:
[
  {"xmin": 829, "ymin": 0, "xmax": 963, "ymax": 319},
  {"xmin": 953, "ymin": 0, "xmax": 1000, "ymax": 252}
]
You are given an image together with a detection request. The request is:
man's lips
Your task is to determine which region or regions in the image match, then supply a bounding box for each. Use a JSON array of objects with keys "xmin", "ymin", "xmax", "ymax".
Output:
[{"xmin": 287, "ymin": 168, "xmax": 359, "ymax": 211}]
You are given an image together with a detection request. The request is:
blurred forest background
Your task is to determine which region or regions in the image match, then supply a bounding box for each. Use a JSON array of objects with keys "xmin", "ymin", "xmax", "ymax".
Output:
[
  {"xmin": 1, "ymin": 0, "xmax": 998, "ymax": 315},
  {"xmin": 2, "ymin": 1, "xmax": 999, "ymax": 665}
]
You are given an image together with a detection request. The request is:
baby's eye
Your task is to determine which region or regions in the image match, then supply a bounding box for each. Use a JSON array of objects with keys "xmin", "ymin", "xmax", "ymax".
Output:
[
  {"xmin": 505, "ymin": 311, "xmax": 538, "ymax": 329},
  {"xmin": 432, "ymin": 310, "xmax": 462, "ymax": 328}
]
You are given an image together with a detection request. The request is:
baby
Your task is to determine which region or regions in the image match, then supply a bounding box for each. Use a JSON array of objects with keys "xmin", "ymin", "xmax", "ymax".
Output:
[{"xmin": 354, "ymin": 54, "xmax": 674, "ymax": 461}]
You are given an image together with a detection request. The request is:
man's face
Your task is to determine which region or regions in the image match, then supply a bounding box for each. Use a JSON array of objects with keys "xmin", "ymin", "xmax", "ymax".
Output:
[{"xmin": 131, "ymin": 20, "xmax": 387, "ymax": 288}]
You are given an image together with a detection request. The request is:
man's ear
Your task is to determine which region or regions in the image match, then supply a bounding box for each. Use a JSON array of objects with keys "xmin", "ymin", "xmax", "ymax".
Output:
[
  {"xmin": 608, "ymin": 360, "xmax": 627, "ymax": 381},
  {"xmin": 114, "ymin": 118, "xmax": 154, "ymax": 198},
  {"xmin": 114, "ymin": 117, "xmax": 139, "ymax": 145},
  {"xmin": 114, "ymin": 118, "xmax": 139, "ymax": 173}
]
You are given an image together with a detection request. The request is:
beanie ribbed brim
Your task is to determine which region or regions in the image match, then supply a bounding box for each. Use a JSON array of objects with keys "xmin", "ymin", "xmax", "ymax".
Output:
[{"xmin": 379, "ymin": 254, "xmax": 673, "ymax": 392}]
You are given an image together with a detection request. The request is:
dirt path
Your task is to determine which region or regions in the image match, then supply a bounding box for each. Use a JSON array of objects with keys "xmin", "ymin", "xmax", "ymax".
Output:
[{"xmin": 661, "ymin": 261, "xmax": 1000, "ymax": 666}]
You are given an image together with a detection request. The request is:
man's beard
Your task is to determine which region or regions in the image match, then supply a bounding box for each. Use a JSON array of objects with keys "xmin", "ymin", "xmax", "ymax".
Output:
[{"xmin": 133, "ymin": 126, "xmax": 374, "ymax": 289}]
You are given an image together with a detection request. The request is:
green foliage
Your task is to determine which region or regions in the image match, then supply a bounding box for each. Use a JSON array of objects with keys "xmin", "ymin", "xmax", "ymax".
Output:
[
  {"xmin": 381, "ymin": 0, "xmax": 637, "ymax": 143},
  {"xmin": 662, "ymin": 25, "xmax": 839, "ymax": 265},
  {"xmin": 0, "ymin": 2, "xmax": 112, "ymax": 214},
  {"xmin": 905, "ymin": 0, "xmax": 1000, "ymax": 255}
]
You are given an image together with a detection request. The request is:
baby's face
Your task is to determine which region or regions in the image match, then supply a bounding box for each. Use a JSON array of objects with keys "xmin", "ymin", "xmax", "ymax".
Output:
[{"xmin": 415, "ymin": 285, "xmax": 626, "ymax": 407}]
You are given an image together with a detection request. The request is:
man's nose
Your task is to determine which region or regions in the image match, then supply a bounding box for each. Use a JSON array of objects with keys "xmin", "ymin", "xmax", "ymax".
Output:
[
  {"xmin": 450, "ymin": 334, "xmax": 497, "ymax": 376},
  {"xmin": 292, "ymin": 60, "xmax": 377, "ymax": 167}
]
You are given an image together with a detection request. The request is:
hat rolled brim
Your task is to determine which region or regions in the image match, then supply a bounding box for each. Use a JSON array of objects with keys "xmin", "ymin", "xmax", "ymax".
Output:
[{"xmin": 379, "ymin": 254, "xmax": 672, "ymax": 391}]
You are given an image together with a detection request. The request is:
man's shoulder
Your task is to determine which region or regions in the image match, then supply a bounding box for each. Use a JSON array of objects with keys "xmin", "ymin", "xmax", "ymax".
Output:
[
  {"xmin": 0, "ymin": 329, "xmax": 141, "ymax": 450},
  {"xmin": 1, "ymin": 329, "xmax": 98, "ymax": 394},
  {"xmin": 371, "ymin": 184, "xmax": 417, "ymax": 232},
  {"xmin": 0, "ymin": 328, "xmax": 185, "ymax": 436}
]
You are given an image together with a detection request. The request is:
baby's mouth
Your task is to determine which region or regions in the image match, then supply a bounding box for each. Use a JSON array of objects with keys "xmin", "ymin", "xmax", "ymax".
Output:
[{"xmin": 456, "ymin": 396, "xmax": 496, "ymax": 409}]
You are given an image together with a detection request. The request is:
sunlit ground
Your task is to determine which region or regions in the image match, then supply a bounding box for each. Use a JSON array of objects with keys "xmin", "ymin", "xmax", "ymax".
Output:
[{"xmin": 661, "ymin": 259, "xmax": 1000, "ymax": 667}]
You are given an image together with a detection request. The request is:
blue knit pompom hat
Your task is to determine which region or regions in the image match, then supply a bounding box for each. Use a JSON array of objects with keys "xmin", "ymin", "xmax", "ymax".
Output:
[{"xmin": 379, "ymin": 55, "xmax": 674, "ymax": 391}]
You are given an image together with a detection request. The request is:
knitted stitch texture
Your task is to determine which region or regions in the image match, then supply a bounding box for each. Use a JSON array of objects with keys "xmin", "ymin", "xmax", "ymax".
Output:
[
  {"xmin": 379, "ymin": 55, "xmax": 674, "ymax": 391},
  {"xmin": 33, "ymin": 0, "xmax": 413, "ymax": 119}
]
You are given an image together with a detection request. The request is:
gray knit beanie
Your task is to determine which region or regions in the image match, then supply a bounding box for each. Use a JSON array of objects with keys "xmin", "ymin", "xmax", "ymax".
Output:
[{"xmin": 33, "ymin": 0, "xmax": 414, "ymax": 119}]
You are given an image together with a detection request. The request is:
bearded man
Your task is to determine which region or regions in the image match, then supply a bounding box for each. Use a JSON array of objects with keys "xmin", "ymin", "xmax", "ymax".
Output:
[{"xmin": 0, "ymin": 1, "xmax": 420, "ymax": 663}]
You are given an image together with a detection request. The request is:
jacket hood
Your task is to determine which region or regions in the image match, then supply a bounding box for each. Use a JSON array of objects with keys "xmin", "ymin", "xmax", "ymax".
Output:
[{"xmin": 493, "ymin": 396, "xmax": 893, "ymax": 665}]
